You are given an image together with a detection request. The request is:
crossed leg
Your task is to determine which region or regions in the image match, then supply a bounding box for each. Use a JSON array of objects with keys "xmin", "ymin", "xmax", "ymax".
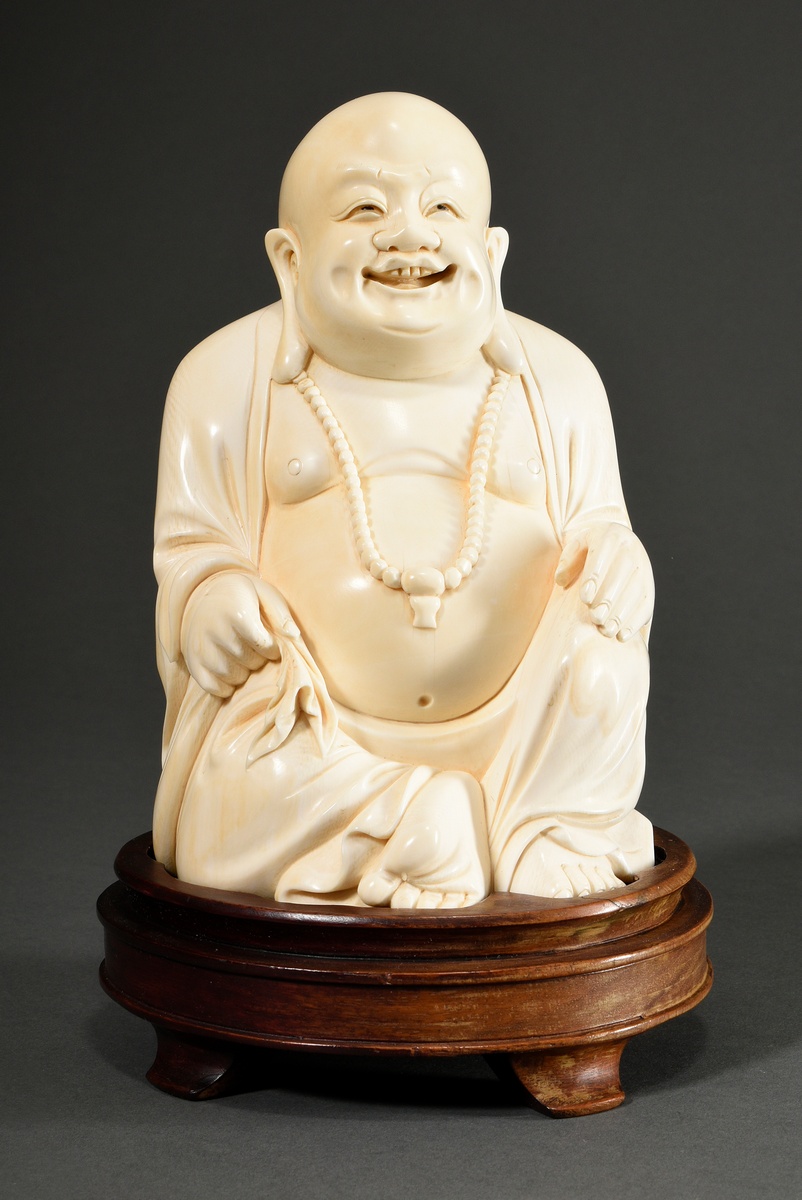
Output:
[
  {"xmin": 486, "ymin": 582, "xmax": 654, "ymax": 899},
  {"xmin": 357, "ymin": 770, "xmax": 491, "ymax": 909}
]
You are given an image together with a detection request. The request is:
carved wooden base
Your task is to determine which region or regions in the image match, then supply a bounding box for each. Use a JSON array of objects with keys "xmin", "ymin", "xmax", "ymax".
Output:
[
  {"xmin": 146, "ymin": 1026, "xmax": 243, "ymax": 1100},
  {"xmin": 488, "ymin": 1040, "xmax": 629, "ymax": 1117},
  {"xmin": 98, "ymin": 828, "xmax": 712, "ymax": 1118}
]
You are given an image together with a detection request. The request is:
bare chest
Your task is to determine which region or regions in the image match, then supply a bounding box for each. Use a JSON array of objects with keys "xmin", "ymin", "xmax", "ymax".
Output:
[{"xmin": 264, "ymin": 375, "xmax": 548, "ymax": 512}]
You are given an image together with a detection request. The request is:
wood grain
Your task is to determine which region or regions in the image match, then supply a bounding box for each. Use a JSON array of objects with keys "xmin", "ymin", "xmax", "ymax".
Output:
[{"xmin": 98, "ymin": 827, "xmax": 712, "ymax": 1117}]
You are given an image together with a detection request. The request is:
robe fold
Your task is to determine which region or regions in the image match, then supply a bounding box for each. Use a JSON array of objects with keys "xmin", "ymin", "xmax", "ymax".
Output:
[{"xmin": 152, "ymin": 301, "xmax": 652, "ymax": 900}]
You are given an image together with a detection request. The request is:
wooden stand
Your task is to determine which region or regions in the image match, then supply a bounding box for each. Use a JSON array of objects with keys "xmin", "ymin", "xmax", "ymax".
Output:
[{"xmin": 97, "ymin": 828, "xmax": 712, "ymax": 1118}]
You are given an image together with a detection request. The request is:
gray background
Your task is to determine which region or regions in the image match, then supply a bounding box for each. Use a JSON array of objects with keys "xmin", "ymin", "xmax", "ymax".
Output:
[{"xmin": 3, "ymin": 1, "xmax": 800, "ymax": 1197}]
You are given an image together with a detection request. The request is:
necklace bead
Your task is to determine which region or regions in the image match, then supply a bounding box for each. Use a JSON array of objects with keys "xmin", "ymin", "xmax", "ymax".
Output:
[{"xmin": 293, "ymin": 367, "xmax": 512, "ymax": 628}]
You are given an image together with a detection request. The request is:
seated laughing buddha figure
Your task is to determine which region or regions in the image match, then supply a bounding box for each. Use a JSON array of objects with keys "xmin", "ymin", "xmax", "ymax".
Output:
[{"xmin": 152, "ymin": 93, "xmax": 655, "ymax": 909}]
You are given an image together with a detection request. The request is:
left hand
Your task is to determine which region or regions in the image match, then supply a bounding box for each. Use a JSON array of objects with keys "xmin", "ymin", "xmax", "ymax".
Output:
[{"xmin": 554, "ymin": 521, "xmax": 654, "ymax": 642}]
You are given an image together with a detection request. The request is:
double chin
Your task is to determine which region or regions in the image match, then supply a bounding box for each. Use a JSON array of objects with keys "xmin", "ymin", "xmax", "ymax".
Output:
[
  {"xmin": 297, "ymin": 276, "xmax": 495, "ymax": 380},
  {"xmin": 303, "ymin": 319, "xmax": 494, "ymax": 380}
]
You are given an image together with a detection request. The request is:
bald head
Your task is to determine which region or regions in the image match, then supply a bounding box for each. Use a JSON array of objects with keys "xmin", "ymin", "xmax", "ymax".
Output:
[
  {"xmin": 266, "ymin": 92, "xmax": 514, "ymax": 380},
  {"xmin": 279, "ymin": 93, "xmax": 491, "ymax": 233}
]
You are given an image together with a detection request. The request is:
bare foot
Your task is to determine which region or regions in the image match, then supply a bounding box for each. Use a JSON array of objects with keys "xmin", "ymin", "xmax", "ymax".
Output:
[
  {"xmin": 358, "ymin": 771, "xmax": 491, "ymax": 909},
  {"xmin": 509, "ymin": 830, "xmax": 628, "ymax": 899}
]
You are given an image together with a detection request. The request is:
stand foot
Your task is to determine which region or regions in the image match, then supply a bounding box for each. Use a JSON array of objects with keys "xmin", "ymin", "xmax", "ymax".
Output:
[
  {"xmin": 146, "ymin": 1026, "xmax": 243, "ymax": 1100},
  {"xmin": 490, "ymin": 1039, "xmax": 629, "ymax": 1118},
  {"xmin": 99, "ymin": 829, "xmax": 712, "ymax": 1115}
]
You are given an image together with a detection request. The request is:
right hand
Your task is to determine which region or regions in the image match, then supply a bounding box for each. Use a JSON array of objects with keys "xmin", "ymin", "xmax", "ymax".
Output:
[{"xmin": 180, "ymin": 572, "xmax": 300, "ymax": 698}]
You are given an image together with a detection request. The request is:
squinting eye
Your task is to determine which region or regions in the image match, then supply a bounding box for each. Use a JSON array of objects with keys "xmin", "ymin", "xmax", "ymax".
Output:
[
  {"xmin": 427, "ymin": 202, "xmax": 457, "ymax": 216},
  {"xmin": 345, "ymin": 203, "xmax": 384, "ymax": 218}
]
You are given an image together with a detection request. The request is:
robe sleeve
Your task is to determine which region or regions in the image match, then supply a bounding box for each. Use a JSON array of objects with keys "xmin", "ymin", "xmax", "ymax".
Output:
[
  {"xmin": 153, "ymin": 305, "xmax": 280, "ymax": 759},
  {"xmin": 510, "ymin": 312, "xmax": 631, "ymax": 540}
]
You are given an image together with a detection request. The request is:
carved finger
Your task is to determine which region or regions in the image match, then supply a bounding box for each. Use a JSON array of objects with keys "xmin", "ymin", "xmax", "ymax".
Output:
[
  {"xmin": 241, "ymin": 644, "xmax": 275, "ymax": 670},
  {"xmin": 615, "ymin": 557, "xmax": 654, "ymax": 639},
  {"xmin": 191, "ymin": 664, "xmax": 234, "ymax": 699},
  {"xmin": 251, "ymin": 578, "xmax": 300, "ymax": 640},
  {"xmin": 227, "ymin": 633, "xmax": 276, "ymax": 670},
  {"xmin": 215, "ymin": 659, "xmax": 250, "ymax": 688},
  {"xmin": 614, "ymin": 588, "xmax": 654, "ymax": 642},
  {"xmin": 231, "ymin": 607, "xmax": 279, "ymax": 660},
  {"xmin": 590, "ymin": 603, "xmax": 622, "ymax": 638},
  {"xmin": 591, "ymin": 553, "xmax": 637, "ymax": 631},
  {"xmin": 554, "ymin": 535, "xmax": 588, "ymax": 588},
  {"xmin": 580, "ymin": 525, "xmax": 628, "ymax": 604}
]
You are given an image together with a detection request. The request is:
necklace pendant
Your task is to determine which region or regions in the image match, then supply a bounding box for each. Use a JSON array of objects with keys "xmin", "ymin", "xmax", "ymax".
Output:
[
  {"xmin": 408, "ymin": 594, "xmax": 441, "ymax": 629},
  {"xmin": 294, "ymin": 369, "xmax": 512, "ymax": 631},
  {"xmin": 401, "ymin": 567, "xmax": 445, "ymax": 630}
]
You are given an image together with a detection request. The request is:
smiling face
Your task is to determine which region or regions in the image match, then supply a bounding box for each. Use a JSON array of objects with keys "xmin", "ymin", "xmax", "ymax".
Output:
[{"xmin": 272, "ymin": 94, "xmax": 504, "ymax": 380}]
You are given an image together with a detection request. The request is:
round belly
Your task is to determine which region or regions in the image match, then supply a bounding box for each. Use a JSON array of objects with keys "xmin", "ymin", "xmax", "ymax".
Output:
[{"xmin": 261, "ymin": 476, "xmax": 560, "ymax": 722}]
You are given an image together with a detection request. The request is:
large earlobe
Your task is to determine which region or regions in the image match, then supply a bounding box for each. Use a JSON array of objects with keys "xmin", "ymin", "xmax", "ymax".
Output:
[
  {"xmin": 264, "ymin": 228, "xmax": 310, "ymax": 382},
  {"xmin": 482, "ymin": 227, "xmax": 525, "ymax": 376}
]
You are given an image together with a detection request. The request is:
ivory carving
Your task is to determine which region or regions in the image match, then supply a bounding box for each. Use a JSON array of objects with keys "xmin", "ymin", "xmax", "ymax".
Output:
[{"xmin": 152, "ymin": 93, "xmax": 655, "ymax": 909}]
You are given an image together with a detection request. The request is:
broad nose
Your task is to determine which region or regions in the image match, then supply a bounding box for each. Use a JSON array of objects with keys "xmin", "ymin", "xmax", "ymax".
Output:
[{"xmin": 373, "ymin": 210, "xmax": 441, "ymax": 254}]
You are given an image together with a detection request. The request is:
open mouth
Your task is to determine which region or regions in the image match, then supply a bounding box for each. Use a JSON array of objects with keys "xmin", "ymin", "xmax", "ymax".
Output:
[{"xmin": 363, "ymin": 264, "xmax": 456, "ymax": 290}]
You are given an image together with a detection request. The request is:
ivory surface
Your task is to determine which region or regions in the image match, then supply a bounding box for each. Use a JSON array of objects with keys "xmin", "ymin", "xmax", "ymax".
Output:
[{"xmin": 153, "ymin": 93, "xmax": 655, "ymax": 908}]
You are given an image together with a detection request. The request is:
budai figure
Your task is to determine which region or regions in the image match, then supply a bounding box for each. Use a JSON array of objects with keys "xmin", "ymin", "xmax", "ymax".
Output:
[{"xmin": 152, "ymin": 93, "xmax": 655, "ymax": 909}]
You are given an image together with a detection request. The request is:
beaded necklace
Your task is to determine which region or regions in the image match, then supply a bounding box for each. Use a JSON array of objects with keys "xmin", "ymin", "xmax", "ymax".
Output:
[{"xmin": 293, "ymin": 368, "xmax": 511, "ymax": 629}]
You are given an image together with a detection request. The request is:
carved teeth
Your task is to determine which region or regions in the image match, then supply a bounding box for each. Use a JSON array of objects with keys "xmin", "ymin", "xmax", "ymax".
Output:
[
  {"xmin": 383, "ymin": 266, "xmax": 433, "ymax": 281},
  {"xmin": 365, "ymin": 264, "xmax": 451, "ymax": 288}
]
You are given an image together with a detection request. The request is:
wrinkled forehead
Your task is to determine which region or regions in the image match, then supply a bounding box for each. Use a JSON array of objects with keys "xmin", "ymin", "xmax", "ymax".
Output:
[
  {"xmin": 326, "ymin": 157, "xmax": 486, "ymax": 208},
  {"xmin": 279, "ymin": 98, "xmax": 492, "ymax": 229}
]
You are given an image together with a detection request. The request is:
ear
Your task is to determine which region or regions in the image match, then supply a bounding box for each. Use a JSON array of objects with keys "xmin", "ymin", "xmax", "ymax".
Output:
[
  {"xmin": 482, "ymin": 226, "xmax": 525, "ymax": 376},
  {"xmin": 265, "ymin": 227, "xmax": 310, "ymax": 383}
]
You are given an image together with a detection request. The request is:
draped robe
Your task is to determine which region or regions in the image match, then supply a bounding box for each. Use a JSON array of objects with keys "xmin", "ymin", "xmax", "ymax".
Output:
[{"xmin": 152, "ymin": 302, "xmax": 653, "ymax": 902}]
